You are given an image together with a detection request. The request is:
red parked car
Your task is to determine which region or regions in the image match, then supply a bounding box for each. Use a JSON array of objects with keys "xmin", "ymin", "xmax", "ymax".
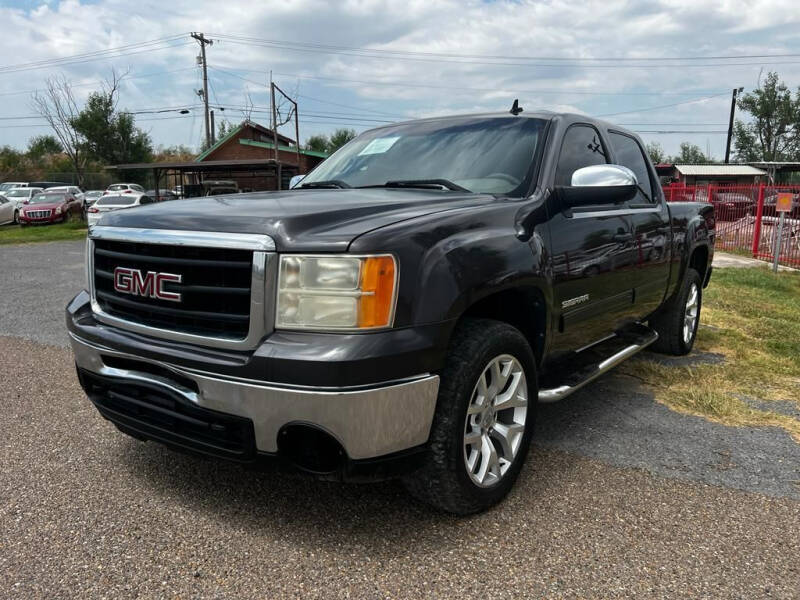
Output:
[{"xmin": 18, "ymin": 191, "xmax": 83, "ymax": 226}]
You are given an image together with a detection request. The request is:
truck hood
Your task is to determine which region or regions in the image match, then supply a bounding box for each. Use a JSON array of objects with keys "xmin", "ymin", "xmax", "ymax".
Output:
[{"xmin": 97, "ymin": 188, "xmax": 496, "ymax": 251}]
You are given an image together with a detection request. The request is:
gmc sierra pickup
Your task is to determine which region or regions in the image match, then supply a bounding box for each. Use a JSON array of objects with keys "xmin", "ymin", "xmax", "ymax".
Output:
[{"xmin": 67, "ymin": 110, "xmax": 715, "ymax": 514}]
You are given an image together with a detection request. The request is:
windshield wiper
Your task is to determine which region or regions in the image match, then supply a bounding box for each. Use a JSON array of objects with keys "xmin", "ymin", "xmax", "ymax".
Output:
[
  {"xmin": 300, "ymin": 179, "xmax": 352, "ymax": 189},
  {"xmin": 379, "ymin": 179, "xmax": 470, "ymax": 192}
]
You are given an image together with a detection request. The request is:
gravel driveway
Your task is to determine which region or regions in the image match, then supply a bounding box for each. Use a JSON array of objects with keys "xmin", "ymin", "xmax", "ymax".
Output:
[{"xmin": 1, "ymin": 240, "xmax": 798, "ymax": 598}]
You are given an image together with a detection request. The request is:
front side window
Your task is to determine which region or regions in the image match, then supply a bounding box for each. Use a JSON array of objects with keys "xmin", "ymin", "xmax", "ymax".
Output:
[
  {"xmin": 609, "ymin": 132, "xmax": 654, "ymax": 202},
  {"xmin": 301, "ymin": 117, "xmax": 547, "ymax": 196},
  {"xmin": 555, "ymin": 125, "xmax": 608, "ymax": 186}
]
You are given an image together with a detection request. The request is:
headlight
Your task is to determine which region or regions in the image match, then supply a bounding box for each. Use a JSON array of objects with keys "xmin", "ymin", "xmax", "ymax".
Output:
[
  {"xmin": 55, "ymin": 206, "xmax": 62, "ymax": 215},
  {"xmin": 276, "ymin": 254, "xmax": 397, "ymax": 330}
]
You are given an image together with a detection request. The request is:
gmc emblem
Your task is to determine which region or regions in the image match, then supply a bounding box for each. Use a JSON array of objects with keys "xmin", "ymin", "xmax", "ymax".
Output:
[{"xmin": 113, "ymin": 267, "xmax": 182, "ymax": 302}]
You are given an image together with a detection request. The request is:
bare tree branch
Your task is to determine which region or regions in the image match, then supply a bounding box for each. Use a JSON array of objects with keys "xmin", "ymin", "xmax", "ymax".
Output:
[{"xmin": 30, "ymin": 75, "xmax": 85, "ymax": 186}]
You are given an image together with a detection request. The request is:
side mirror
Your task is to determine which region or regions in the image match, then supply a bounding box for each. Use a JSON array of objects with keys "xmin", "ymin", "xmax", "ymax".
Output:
[
  {"xmin": 23, "ymin": 199, "xmax": 29, "ymax": 204},
  {"xmin": 557, "ymin": 164, "xmax": 638, "ymax": 208},
  {"xmin": 289, "ymin": 174, "xmax": 306, "ymax": 189}
]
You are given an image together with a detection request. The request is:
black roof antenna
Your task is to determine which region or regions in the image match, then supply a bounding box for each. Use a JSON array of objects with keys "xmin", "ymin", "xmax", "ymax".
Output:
[{"xmin": 510, "ymin": 99, "xmax": 523, "ymax": 115}]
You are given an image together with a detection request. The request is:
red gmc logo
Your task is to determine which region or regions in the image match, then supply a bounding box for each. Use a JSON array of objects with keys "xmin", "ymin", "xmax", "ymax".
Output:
[{"xmin": 113, "ymin": 267, "xmax": 182, "ymax": 302}]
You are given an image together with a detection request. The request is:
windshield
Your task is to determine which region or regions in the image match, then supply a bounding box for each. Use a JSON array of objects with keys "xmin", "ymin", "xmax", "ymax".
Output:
[
  {"xmin": 301, "ymin": 117, "xmax": 546, "ymax": 195},
  {"xmin": 85, "ymin": 191, "xmax": 103, "ymax": 198},
  {"xmin": 6, "ymin": 189, "xmax": 30, "ymax": 197},
  {"xmin": 97, "ymin": 195, "xmax": 136, "ymax": 206},
  {"xmin": 0, "ymin": 183, "xmax": 24, "ymax": 191},
  {"xmin": 30, "ymin": 193, "xmax": 65, "ymax": 204},
  {"xmin": 108, "ymin": 184, "xmax": 129, "ymax": 191}
]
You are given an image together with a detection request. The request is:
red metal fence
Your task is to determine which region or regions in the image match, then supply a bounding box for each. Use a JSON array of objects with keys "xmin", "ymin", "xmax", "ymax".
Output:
[{"xmin": 664, "ymin": 183, "xmax": 800, "ymax": 268}]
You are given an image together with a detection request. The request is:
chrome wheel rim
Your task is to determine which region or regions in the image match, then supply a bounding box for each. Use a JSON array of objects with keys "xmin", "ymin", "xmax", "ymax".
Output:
[
  {"xmin": 683, "ymin": 283, "xmax": 699, "ymax": 344},
  {"xmin": 463, "ymin": 354, "xmax": 528, "ymax": 488}
]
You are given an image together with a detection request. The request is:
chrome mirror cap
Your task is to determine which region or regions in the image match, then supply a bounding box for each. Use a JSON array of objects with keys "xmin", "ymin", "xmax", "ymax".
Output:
[{"xmin": 571, "ymin": 164, "xmax": 638, "ymax": 187}]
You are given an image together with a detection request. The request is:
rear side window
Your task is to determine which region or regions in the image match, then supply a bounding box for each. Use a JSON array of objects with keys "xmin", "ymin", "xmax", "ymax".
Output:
[
  {"xmin": 555, "ymin": 125, "xmax": 608, "ymax": 186},
  {"xmin": 608, "ymin": 132, "xmax": 654, "ymax": 202}
]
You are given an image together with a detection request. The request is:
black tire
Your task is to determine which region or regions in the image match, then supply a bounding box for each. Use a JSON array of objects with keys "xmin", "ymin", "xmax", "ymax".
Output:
[
  {"xmin": 649, "ymin": 268, "xmax": 702, "ymax": 355},
  {"xmin": 13, "ymin": 209, "xmax": 18, "ymax": 224},
  {"xmin": 402, "ymin": 318, "xmax": 537, "ymax": 515}
]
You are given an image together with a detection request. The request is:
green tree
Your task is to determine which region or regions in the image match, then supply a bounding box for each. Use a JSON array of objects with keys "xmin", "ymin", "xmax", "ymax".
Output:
[
  {"xmin": 0, "ymin": 146, "xmax": 24, "ymax": 180},
  {"xmin": 72, "ymin": 91, "xmax": 153, "ymax": 165},
  {"xmin": 733, "ymin": 72, "xmax": 800, "ymax": 162},
  {"xmin": 27, "ymin": 135, "xmax": 63, "ymax": 158},
  {"xmin": 305, "ymin": 134, "xmax": 329, "ymax": 153},
  {"xmin": 669, "ymin": 142, "xmax": 710, "ymax": 164},
  {"xmin": 217, "ymin": 119, "xmax": 234, "ymax": 140},
  {"xmin": 645, "ymin": 141, "xmax": 666, "ymax": 164},
  {"xmin": 327, "ymin": 128, "xmax": 356, "ymax": 152}
]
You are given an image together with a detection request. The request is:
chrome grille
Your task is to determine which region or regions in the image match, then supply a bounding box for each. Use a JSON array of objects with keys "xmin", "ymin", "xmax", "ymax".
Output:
[
  {"xmin": 88, "ymin": 227, "xmax": 276, "ymax": 350},
  {"xmin": 26, "ymin": 209, "xmax": 52, "ymax": 218}
]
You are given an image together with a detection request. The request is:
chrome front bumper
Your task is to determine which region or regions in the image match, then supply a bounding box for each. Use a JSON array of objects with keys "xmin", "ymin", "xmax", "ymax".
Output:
[{"xmin": 70, "ymin": 333, "xmax": 440, "ymax": 460}]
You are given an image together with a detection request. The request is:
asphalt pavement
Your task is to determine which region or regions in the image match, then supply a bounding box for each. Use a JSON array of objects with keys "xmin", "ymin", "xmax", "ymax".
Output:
[{"xmin": 1, "ymin": 240, "xmax": 798, "ymax": 598}]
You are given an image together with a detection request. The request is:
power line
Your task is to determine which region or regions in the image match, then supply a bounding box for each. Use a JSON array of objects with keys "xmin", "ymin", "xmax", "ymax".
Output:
[
  {"xmin": 0, "ymin": 39, "xmax": 193, "ymax": 75},
  {"xmin": 0, "ymin": 67, "xmax": 197, "ymax": 97},
  {"xmin": 597, "ymin": 93, "xmax": 729, "ymax": 117},
  {"xmin": 208, "ymin": 33, "xmax": 800, "ymax": 63},
  {"xmin": 265, "ymin": 70, "xmax": 726, "ymax": 97},
  {"xmin": 208, "ymin": 34, "xmax": 800, "ymax": 69}
]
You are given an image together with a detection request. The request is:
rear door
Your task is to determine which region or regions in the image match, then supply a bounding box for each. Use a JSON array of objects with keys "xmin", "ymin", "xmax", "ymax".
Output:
[
  {"xmin": 0, "ymin": 196, "xmax": 13, "ymax": 224},
  {"xmin": 546, "ymin": 124, "xmax": 638, "ymax": 354},
  {"xmin": 607, "ymin": 131, "xmax": 671, "ymax": 317}
]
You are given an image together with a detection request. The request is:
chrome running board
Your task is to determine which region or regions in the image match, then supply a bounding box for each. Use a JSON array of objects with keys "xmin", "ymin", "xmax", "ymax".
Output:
[{"xmin": 538, "ymin": 325, "xmax": 658, "ymax": 403}]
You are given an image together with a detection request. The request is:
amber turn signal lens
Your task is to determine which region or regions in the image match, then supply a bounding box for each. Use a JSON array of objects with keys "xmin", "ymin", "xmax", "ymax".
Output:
[{"xmin": 358, "ymin": 256, "xmax": 396, "ymax": 328}]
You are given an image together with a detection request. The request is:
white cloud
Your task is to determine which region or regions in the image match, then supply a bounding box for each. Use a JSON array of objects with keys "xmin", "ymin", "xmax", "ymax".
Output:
[{"xmin": 0, "ymin": 0, "xmax": 798, "ymax": 159}]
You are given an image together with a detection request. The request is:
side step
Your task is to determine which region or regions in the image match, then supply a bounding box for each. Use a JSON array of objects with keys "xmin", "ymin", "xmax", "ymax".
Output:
[{"xmin": 538, "ymin": 324, "xmax": 658, "ymax": 403}]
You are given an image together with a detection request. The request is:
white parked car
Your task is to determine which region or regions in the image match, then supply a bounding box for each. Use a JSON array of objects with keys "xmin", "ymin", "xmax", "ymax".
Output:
[
  {"xmin": 83, "ymin": 190, "xmax": 105, "ymax": 206},
  {"xmin": 3, "ymin": 187, "xmax": 43, "ymax": 209},
  {"xmin": 87, "ymin": 192, "xmax": 154, "ymax": 226},
  {"xmin": 104, "ymin": 183, "xmax": 145, "ymax": 196},
  {"xmin": 0, "ymin": 195, "xmax": 18, "ymax": 224},
  {"xmin": 0, "ymin": 182, "xmax": 28, "ymax": 192}
]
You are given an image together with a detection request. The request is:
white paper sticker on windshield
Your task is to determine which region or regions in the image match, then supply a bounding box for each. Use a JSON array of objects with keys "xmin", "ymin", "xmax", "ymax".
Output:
[{"xmin": 358, "ymin": 136, "xmax": 400, "ymax": 156}]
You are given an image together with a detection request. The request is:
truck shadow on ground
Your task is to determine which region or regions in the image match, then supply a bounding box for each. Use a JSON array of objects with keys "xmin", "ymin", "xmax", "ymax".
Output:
[
  {"xmin": 116, "ymin": 365, "xmax": 799, "ymax": 554},
  {"xmin": 114, "ymin": 391, "xmax": 603, "ymax": 554}
]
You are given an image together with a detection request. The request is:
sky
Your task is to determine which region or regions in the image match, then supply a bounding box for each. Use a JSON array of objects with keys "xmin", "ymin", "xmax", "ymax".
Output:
[{"xmin": 1, "ymin": 0, "xmax": 800, "ymax": 159}]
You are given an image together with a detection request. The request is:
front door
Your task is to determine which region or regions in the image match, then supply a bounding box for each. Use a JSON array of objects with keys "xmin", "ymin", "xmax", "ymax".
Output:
[{"xmin": 546, "ymin": 124, "xmax": 638, "ymax": 355}]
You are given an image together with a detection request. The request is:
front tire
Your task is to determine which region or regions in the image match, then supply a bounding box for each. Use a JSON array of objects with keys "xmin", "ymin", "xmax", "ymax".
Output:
[
  {"xmin": 649, "ymin": 268, "xmax": 702, "ymax": 355},
  {"xmin": 13, "ymin": 209, "xmax": 18, "ymax": 224},
  {"xmin": 403, "ymin": 318, "xmax": 537, "ymax": 515}
]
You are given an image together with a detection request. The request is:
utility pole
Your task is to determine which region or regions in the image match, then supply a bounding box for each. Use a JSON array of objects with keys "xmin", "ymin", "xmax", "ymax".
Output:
[
  {"xmin": 191, "ymin": 32, "xmax": 213, "ymax": 149},
  {"xmin": 269, "ymin": 79, "xmax": 301, "ymax": 190},
  {"xmin": 270, "ymin": 72, "xmax": 281, "ymax": 189},
  {"xmin": 724, "ymin": 87, "xmax": 744, "ymax": 164},
  {"xmin": 210, "ymin": 110, "xmax": 216, "ymax": 145}
]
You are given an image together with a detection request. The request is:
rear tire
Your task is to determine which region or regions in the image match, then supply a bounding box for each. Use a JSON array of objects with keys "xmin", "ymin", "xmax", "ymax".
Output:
[
  {"xmin": 13, "ymin": 209, "xmax": 18, "ymax": 224},
  {"xmin": 402, "ymin": 318, "xmax": 537, "ymax": 515},
  {"xmin": 649, "ymin": 268, "xmax": 702, "ymax": 355}
]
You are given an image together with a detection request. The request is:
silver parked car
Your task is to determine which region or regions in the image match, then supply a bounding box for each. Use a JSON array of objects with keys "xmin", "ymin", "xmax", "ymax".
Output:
[
  {"xmin": 0, "ymin": 194, "xmax": 18, "ymax": 224},
  {"xmin": 3, "ymin": 187, "xmax": 43, "ymax": 209},
  {"xmin": 87, "ymin": 192, "xmax": 154, "ymax": 227}
]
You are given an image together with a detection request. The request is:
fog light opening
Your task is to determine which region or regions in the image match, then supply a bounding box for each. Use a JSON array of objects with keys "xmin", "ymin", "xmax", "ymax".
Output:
[{"xmin": 278, "ymin": 424, "xmax": 346, "ymax": 474}]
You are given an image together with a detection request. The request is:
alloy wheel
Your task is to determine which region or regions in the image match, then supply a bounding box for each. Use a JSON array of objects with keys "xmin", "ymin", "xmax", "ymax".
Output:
[
  {"xmin": 683, "ymin": 282, "xmax": 699, "ymax": 344},
  {"xmin": 462, "ymin": 354, "xmax": 528, "ymax": 487}
]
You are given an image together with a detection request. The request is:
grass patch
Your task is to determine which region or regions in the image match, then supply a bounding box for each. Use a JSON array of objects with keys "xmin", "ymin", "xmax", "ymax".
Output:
[
  {"xmin": 621, "ymin": 267, "xmax": 800, "ymax": 441},
  {"xmin": 0, "ymin": 220, "xmax": 88, "ymax": 245}
]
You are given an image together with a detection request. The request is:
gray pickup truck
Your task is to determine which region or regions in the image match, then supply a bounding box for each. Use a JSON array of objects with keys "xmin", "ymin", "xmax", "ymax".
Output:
[{"xmin": 68, "ymin": 110, "xmax": 714, "ymax": 514}]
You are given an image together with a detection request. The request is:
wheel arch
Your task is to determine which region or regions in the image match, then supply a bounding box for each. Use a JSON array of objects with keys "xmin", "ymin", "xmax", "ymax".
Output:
[{"xmin": 453, "ymin": 286, "xmax": 548, "ymax": 366}]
